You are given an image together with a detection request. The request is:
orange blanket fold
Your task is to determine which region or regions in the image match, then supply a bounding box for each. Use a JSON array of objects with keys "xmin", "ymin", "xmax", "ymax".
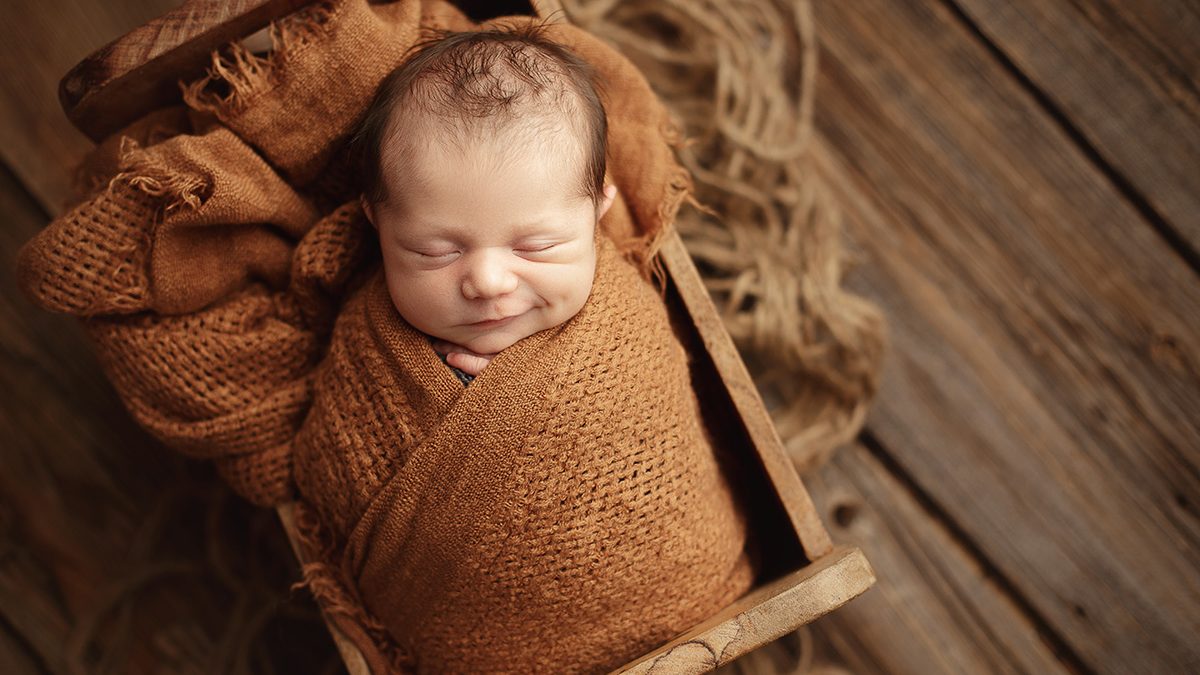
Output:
[{"xmin": 290, "ymin": 237, "xmax": 756, "ymax": 672}]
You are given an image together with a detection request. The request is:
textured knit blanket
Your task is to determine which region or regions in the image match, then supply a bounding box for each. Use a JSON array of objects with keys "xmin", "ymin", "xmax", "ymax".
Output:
[
  {"xmin": 16, "ymin": 0, "xmax": 758, "ymax": 671},
  {"xmin": 291, "ymin": 234, "xmax": 757, "ymax": 672}
]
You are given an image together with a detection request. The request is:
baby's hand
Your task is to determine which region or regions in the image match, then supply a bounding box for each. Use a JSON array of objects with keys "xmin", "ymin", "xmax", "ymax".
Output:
[{"xmin": 431, "ymin": 339, "xmax": 495, "ymax": 376}]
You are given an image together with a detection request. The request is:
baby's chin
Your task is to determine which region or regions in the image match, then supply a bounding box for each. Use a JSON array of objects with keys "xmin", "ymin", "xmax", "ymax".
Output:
[
  {"xmin": 460, "ymin": 332, "xmax": 521, "ymax": 355},
  {"xmin": 456, "ymin": 319, "xmax": 541, "ymax": 355},
  {"xmin": 451, "ymin": 311, "xmax": 559, "ymax": 355}
]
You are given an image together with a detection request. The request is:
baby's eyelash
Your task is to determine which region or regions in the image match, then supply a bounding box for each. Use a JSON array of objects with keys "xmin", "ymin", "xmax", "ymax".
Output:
[{"xmin": 517, "ymin": 243, "xmax": 558, "ymax": 253}]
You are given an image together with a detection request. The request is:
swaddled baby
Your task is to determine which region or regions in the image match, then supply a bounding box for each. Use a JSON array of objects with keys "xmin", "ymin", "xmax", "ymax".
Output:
[{"xmin": 285, "ymin": 25, "xmax": 760, "ymax": 674}]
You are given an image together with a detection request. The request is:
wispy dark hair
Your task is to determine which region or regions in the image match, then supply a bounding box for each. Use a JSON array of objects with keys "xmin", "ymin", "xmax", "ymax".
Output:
[{"xmin": 350, "ymin": 22, "xmax": 608, "ymax": 208}]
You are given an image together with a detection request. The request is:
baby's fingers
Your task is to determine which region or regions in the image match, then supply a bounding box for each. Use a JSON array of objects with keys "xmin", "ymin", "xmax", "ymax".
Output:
[{"xmin": 446, "ymin": 350, "xmax": 493, "ymax": 376}]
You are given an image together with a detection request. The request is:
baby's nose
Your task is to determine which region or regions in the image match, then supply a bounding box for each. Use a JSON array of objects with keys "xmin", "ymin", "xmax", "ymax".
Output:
[{"xmin": 461, "ymin": 250, "xmax": 519, "ymax": 299}]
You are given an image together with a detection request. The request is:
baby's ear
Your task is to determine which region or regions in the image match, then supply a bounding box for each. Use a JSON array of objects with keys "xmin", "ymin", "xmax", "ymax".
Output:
[
  {"xmin": 360, "ymin": 195, "xmax": 378, "ymax": 229},
  {"xmin": 596, "ymin": 184, "xmax": 618, "ymax": 221}
]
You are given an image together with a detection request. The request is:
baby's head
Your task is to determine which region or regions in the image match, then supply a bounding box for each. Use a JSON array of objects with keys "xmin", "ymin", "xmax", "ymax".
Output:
[{"xmin": 353, "ymin": 24, "xmax": 617, "ymax": 356}]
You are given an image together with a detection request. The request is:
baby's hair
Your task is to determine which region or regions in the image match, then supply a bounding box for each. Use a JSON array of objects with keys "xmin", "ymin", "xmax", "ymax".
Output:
[{"xmin": 351, "ymin": 21, "xmax": 608, "ymax": 208}]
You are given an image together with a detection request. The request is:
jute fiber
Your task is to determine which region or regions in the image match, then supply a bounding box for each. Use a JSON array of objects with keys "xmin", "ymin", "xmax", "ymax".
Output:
[
  {"xmin": 18, "ymin": 0, "xmax": 757, "ymax": 671},
  {"xmin": 561, "ymin": 0, "xmax": 887, "ymax": 471}
]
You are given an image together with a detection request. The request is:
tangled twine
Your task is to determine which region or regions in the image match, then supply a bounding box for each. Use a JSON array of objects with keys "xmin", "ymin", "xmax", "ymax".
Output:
[{"xmin": 561, "ymin": 0, "xmax": 886, "ymax": 472}]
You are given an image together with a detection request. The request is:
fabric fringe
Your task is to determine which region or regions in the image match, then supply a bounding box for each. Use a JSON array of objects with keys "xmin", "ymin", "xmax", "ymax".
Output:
[
  {"xmin": 626, "ymin": 113, "xmax": 693, "ymax": 293},
  {"xmin": 289, "ymin": 501, "xmax": 416, "ymax": 673},
  {"xmin": 111, "ymin": 136, "xmax": 209, "ymax": 214},
  {"xmin": 182, "ymin": 1, "xmax": 339, "ymax": 117},
  {"xmin": 22, "ymin": 135, "xmax": 211, "ymax": 316}
]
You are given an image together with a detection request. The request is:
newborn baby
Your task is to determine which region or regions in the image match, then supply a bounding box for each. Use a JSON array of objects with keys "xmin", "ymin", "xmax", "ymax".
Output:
[{"xmin": 353, "ymin": 27, "xmax": 617, "ymax": 382}]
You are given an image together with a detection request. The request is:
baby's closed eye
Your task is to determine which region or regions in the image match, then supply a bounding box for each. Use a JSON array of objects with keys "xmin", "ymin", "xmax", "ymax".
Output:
[
  {"xmin": 515, "ymin": 242, "xmax": 559, "ymax": 253},
  {"xmin": 413, "ymin": 248, "xmax": 460, "ymax": 260}
]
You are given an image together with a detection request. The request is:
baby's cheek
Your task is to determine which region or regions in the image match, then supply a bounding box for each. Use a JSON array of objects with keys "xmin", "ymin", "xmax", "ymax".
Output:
[
  {"xmin": 561, "ymin": 264, "xmax": 595, "ymax": 312},
  {"xmin": 387, "ymin": 270, "xmax": 450, "ymax": 324}
]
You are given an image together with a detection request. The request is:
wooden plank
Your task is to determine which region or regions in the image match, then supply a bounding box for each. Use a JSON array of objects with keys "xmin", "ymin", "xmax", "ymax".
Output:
[
  {"xmin": 713, "ymin": 441, "xmax": 1073, "ymax": 675},
  {"xmin": 661, "ymin": 234, "xmax": 833, "ymax": 561},
  {"xmin": 0, "ymin": 88, "xmax": 332, "ymax": 675},
  {"xmin": 0, "ymin": 2, "xmax": 238, "ymax": 669},
  {"xmin": 0, "ymin": 547, "xmax": 71, "ymax": 675},
  {"xmin": 811, "ymin": 0, "xmax": 1200, "ymax": 671},
  {"xmin": 0, "ymin": 0, "xmax": 178, "ymax": 212},
  {"xmin": 61, "ymin": 0, "xmax": 310, "ymax": 143},
  {"xmin": 0, "ymin": 160, "xmax": 158, "ymax": 605},
  {"xmin": 804, "ymin": 443, "xmax": 1072, "ymax": 675},
  {"xmin": 277, "ymin": 503, "xmax": 371, "ymax": 675},
  {"xmin": 617, "ymin": 546, "xmax": 874, "ymax": 674},
  {"xmin": 0, "ymin": 619, "xmax": 45, "ymax": 675},
  {"xmin": 0, "ymin": 159, "xmax": 168, "ymax": 668},
  {"xmin": 949, "ymin": 0, "xmax": 1200, "ymax": 259},
  {"xmin": 0, "ymin": 164, "xmax": 347, "ymax": 671}
]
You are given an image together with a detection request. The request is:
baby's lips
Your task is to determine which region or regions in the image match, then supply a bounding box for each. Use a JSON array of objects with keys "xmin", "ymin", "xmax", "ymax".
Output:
[{"xmin": 465, "ymin": 311, "xmax": 524, "ymax": 327}]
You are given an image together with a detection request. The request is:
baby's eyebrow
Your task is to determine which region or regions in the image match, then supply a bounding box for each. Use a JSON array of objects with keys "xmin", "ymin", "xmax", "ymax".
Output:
[
  {"xmin": 511, "ymin": 218, "xmax": 579, "ymax": 235},
  {"xmin": 512, "ymin": 225, "xmax": 561, "ymax": 238}
]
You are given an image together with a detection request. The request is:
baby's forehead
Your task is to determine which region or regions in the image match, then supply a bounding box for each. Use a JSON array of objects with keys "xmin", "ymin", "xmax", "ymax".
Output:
[{"xmin": 379, "ymin": 109, "xmax": 589, "ymax": 188}]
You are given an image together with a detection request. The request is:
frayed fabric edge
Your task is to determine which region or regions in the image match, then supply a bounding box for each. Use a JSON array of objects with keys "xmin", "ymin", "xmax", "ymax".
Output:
[
  {"xmin": 111, "ymin": 136, "xmax": 209, "ymax": 214},
  {"xmin": 289, "ymin": 500, "xmax": 416, "ymax": 674},
  {"xmin": 639, "ymin": 114, "xmax": 704, "ymax": 294},
  {"xmin": 181, "ymin": 1, "xmax": 339, "ymax": 118}
]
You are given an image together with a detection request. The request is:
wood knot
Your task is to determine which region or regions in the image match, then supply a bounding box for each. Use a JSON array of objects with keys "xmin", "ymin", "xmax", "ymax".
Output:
[{"xmin": 833, "ymin": 501, "xmax": 861, "ymax": 528}]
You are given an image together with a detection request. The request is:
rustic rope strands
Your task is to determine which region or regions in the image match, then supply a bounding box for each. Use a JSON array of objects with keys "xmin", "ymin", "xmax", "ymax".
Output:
[{"xmin": 560, "ymin": 0, "xmax": 887, "ymax": 471}]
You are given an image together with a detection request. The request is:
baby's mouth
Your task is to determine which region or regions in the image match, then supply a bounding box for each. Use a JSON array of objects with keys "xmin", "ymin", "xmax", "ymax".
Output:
[{"xmin": 466, "ymin": 312, "xmax": 523, "ymax": 328}]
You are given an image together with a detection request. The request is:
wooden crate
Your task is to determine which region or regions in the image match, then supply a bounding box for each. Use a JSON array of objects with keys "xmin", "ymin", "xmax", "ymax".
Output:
[{"xmin": 59, "ymin": 0, "xmax": 876, "ymax": 671}]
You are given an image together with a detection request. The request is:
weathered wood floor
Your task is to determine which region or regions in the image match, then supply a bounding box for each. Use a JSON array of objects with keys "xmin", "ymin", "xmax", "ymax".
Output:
[{"xmin": 1, "ymin": 1, "xmax": 1197, "ymax": 674}]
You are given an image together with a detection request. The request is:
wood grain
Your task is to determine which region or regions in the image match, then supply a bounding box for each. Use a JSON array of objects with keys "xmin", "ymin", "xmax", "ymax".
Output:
[
  {"xmin": 61, "ymin": 0, "xmax": 310, "ymax": 143},
  {"xmin": 711, "ymin": 442, "xmax": 1082, "ymax": 675},
  {"xmin": 804, "ymin": 442, "xmax": 1072, "ymax": 675},
  {"xmin": 949, "ymin": 0, "xmax": 1200, "ymax": 260},
  {"xmin": 0, "ymin": 620, "xmax": 44, "ymax": 675},
  {"xmin": 616, "ymin": 546, "xmax": 874, "ymax": 674},
  {"xmin": 0, "ymin": 0, "xmax": 178, "ymax": 212},
  {"xmin": 0, "ymin": 161, "xmax": 217, "ymax": 672},
  {"xmin": 812, "ymin": 0, "xmax": 1200, "ymax": 671},
  {"xmin": 0, "ymin": 6, "xmax": 334, "ymax": 665},
  {"xmin": 277, "ymin": 503, "xmax": 371, "ymax": 675},
  {"xmin": 660, "ymin": 234, "xmax": 834, "ymax": 562},
  {"xmin": 0, "ymin": 160, "xmax": 161, "ymax": 621}
]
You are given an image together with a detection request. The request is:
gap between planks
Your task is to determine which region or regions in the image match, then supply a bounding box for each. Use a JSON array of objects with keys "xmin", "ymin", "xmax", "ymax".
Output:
[
  {"xmin": 857, "ymin": 429, "xmax": 1092, "ymax": 674},
  {"xmin": 933, "ymin": 0, "xmax": 1200, "ymax": 275}
]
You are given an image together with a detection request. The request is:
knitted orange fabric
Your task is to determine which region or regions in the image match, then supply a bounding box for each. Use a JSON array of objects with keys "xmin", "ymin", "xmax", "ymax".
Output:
[
  {"xmin": 287, "ymin": 234, "xmax": 757, "ymax": 672},
  {"xmin": 16, "ymin": 1, "xmax": 759, "ymax": 671}
]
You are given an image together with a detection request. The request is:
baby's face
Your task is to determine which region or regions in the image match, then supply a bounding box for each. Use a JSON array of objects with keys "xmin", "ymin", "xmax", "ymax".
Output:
[{"xmin": 365, "ymin": 132, "xmax": 614, "ymax": 356}]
